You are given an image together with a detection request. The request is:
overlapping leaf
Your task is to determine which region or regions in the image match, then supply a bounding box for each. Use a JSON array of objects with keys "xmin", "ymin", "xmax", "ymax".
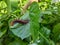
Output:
[
  {"xmin": 10, "ymin": 12, "xmax": 31, "ymax": 40},
  {"xmin": 29, "ymin": 2, "xmax": 40, "ymax": 42}
]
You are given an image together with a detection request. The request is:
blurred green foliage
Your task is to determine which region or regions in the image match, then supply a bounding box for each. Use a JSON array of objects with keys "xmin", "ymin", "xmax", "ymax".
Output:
[{"xmin": 0, "ymin": 0, "xmax": 60, "ymax": 45}]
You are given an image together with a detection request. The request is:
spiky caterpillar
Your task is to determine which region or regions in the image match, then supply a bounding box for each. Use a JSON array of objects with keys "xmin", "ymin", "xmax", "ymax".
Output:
[{"xmin": 11, "ymin": 20, "xmax": 29, "ymax": 26}]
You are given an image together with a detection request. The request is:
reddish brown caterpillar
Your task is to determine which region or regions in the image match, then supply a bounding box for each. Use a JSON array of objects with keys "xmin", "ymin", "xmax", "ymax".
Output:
[{"xmin": 11, "ymin": 20, "xmax": 29, "ymax": 26}]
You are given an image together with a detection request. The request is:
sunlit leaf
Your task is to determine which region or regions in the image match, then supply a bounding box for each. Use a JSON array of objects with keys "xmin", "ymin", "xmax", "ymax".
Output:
[{"xmin": 29, "ymin": 2, "xmax": 40, "ymax": 42}]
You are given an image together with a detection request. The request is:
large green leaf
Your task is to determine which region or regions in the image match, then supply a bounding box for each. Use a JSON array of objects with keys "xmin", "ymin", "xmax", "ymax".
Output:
[
  {"xmin": 29, "ymin": 2, "xmax": 40, "ymax": 42},
  {"xmin": 10, "ymin": 22, "xmax": 30, "ymax": 40},
  {"xmin": 10, "ymin": 12, "xmax": 31, "ymax": 40},
  {"xmin": 53, "ymin": 23, "xmax": 60, "ymax": 42}
]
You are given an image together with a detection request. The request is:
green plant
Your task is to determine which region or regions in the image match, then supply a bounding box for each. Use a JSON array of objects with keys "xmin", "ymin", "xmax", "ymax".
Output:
[{"xmin": 0, "ymin": 0, "xmax": 60, "ymax": 45}]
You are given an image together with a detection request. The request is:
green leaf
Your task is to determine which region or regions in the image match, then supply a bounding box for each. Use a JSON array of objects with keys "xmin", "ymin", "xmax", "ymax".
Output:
[
  {"xmin": 53, "ymin": 23, "xmax": 60, "ymax": 42},
  {"xmin": 0, "ymin": 30, "xmax": 6, "ymax": 38},
  {"xmin": 10, "ymin": 12, "xmax": 30, "ymax": 40},
  {"xmin": 38, "ymin": 26, "xmax": 51, "ymax": 45},
  {"xmin": 40, "ymin": 26, "xmax": 51, "ymax": 38},
  {"xmin": 10, "ymin": 0, "xmax": 19, "ymax": 11},
  {"xmin": 10, "ymin": 22, "xmax": 31, "ymax": 40},
  {"xmin": 0, "ymin": 22, "xmax": 7, "ymax": 38},
  {"xmin": 0, "ymin": 1, "xmax": 7, "ymax": 9},
  {"xmin": 29, "ymin": 2, "xmax": 40, "ymax": 42},
  {"xmin": 8, "ymin": 38, "xmax": 28, "ymax": 45},
  {"xmin": 20, "ymin": 12, "xmax": 30, "ymax": 20},
  {"xmin": 0, "ymin": 38, "xmax": 3, "ymax": 45}
]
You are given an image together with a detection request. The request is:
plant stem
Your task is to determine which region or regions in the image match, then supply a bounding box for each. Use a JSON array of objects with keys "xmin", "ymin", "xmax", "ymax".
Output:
[
  {"xmin": 39, "ymin": 32, "xmax": 51, "ymax": 45},
  {"xmin": 20, "ymin": 0, "xmax": 22, "ymax": 8},
  {"xmin": 6, "ymin": 0, "xmax": 11, "ymax": 15}
]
